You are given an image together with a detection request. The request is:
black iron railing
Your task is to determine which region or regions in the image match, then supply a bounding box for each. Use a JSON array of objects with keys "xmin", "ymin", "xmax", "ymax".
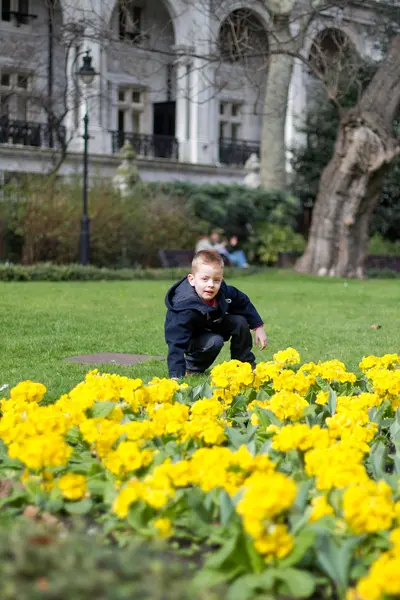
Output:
[
  {"xmin": 0, "ymin": 118, "xmax": 66, "ymax": 149},
  {"xmin": 111, "ymin": 131, "xmax": 179, "ymax": 160},
  {"xmin": 219, "ymin": 137, "xmax": 260, "ymax": 166}
]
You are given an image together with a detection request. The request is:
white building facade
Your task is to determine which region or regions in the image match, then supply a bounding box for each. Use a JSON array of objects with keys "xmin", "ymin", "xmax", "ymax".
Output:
[{"xmin": 0, "ymin": 0, "xmax": 384, "ymax": 184}]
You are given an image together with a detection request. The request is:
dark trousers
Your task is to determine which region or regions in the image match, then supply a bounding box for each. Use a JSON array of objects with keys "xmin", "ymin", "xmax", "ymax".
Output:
[{"xmin": 185, "ymin": 314, "xmax": 255, "ymax": 374}]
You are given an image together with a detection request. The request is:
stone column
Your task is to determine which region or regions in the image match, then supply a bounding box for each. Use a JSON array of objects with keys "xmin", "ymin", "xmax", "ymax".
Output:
[
  {"xmin": 188, "ymin": 57, "xmax": 214, "ymax": 165},
  {"xmin": 174, "ymin": 46, "xmax": 193, "ymax": 163},
  {"xmin": 174, "ymin": 45, "xmax": 215, "ymax": 165},
  {"xmin": 285, "ymin": 58, "xmax": 307, "ymax": 171}
]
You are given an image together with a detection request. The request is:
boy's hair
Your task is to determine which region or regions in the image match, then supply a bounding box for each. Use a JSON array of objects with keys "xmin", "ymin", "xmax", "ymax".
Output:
[{"xmin": 192, "ymin": 250, "xmax": 224, "ymax": 273}]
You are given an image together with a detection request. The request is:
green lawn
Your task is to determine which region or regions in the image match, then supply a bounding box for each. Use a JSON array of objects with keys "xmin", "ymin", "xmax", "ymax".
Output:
[{"xmin": 1, "ymin": 271, "xmax": 399, "ymax": 401}]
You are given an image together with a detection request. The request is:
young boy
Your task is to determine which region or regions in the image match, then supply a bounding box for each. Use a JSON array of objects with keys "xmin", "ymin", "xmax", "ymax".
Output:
[{"xmin": 164, "ymin": 250, "xmax": 268, "ymax": 379}]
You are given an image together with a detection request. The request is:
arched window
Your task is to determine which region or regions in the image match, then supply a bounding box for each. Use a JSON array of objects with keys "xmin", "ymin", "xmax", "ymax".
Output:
[
  {"xmin": 309, "ymin": 28, "xmax": 352, "ymax": 76},
  {"xmin": 219, "ymin": 9, "xmax": 268, "ymax": 63}
]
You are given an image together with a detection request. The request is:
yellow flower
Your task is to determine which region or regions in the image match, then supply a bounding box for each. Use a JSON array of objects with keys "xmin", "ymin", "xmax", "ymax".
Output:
[
  {"xmin": 268, "ymin": 390, "xmax": 309, "ymax": 421},
  {"xmin": 343, "ymin": 480, "xmax": 394, "ymax": 534},
  {"xmin": 305, "ymin": 441, "xmax": 369, "ymax": 491},
  {"xmin": 10, "ymin": 381, "xmax": 46, "ymax": 404},
  {"xmin": 237, "ymin": 471, "xmax": 297, "ymax": 524},
  {"xmin": 8, "ymin": 434, "xmax": 72, "ymax": 470},
  {"xmin": 272, "ymin": 423, "xmax": 330, "ymax": 453},
  {"xmin": 211, "ymin": 360, "xmax": 254, "ymax": 395},
  {"xmin": 253, "ymin": 524, "xmax": 294, "ymax": 561},
  {"xmin": 315, "ymin": 391, "xmax": 329, "ymax": 405},
  {"xmin": 309, "ymin": 495, "xmax": 334, "ymax": 522},
  {"xmin": 103, "ymin": 442, "xmax": 154, "ymax": 477},
  {"xmin": 113, "ymin": 479, "xmax": 143, "ymax": 518},
  {"xmin": 273, "ymin": 348, "xmax": 300, "ymax": 366},
  {"xmin": 58, "ymin": 473, "xmax": 87, "ymax": 501},
  {"xmin": 154, "ymin": 517, "xmax": 173, "ymax": 538}
]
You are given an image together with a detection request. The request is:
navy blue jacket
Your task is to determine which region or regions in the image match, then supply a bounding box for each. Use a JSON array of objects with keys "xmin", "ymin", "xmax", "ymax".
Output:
[{"xmin": 164, "ymin": 277, "xmax": 263, "ymax": 378}]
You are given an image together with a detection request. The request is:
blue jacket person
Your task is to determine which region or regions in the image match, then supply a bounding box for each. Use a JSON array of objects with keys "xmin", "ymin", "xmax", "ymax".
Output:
[{"xmin": 164, "ymin": 250, "xmax": 268, "ymax": 379}]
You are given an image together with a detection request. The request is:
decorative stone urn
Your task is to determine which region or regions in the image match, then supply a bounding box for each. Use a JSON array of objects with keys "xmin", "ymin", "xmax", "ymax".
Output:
[
  {"xmin": 112, "ymin": 141, "xmax": 141, "ymax": 197},
  {"xmin": 243, "ymin": 153, "xmax": 261, "ymax": 189}
]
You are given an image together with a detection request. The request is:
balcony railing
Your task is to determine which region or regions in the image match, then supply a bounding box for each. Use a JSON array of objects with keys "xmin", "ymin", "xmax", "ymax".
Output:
[
  {"xmin": 0, "ymin": 118, "xmax": 66, "ymax": 149},
  {"xmin": 111, "ymin": 131, "xmax": 179, "ymax": 160},
  {"xmin": 219, "ymin": 137, "xmax": 260, "ymax": 166}
]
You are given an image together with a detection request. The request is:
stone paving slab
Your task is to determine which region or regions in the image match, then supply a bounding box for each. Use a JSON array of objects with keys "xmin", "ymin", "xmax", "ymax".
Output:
[{"xmin": 63, "ymin": 352, "xmax": 166, "ymax": 366}]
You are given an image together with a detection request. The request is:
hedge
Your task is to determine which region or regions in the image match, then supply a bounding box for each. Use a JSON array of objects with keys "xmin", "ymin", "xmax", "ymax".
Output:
[{"xmin": 0, "ymin": 263, "xmax": 265, "ymax": 282}]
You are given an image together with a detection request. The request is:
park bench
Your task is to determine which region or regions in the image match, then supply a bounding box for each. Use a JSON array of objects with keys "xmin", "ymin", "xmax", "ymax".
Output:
[{"xmin": 158, "ymin": 249, "xmax": 194, "ymax": 268}]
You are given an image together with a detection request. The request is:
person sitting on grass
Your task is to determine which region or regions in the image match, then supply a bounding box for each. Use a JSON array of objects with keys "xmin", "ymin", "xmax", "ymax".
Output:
[
  {"xmin": 210, "ymin": 230, "xmax": 232, "ymax": 265},
  {"xmin": 225, "ymin": 235, "xmax": 249, "ymax": 268},
  {"xmin": 164, "ymin": 249, "xmax": 268, "ymax": 379}
]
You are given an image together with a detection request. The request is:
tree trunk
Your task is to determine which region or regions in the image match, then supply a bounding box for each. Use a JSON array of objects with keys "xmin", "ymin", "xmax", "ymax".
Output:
[
  {"xmin": 296, "ymin": 36, "xmax": 400, "ymax": 279},
  {"xmin": 260, "ymin": 16, "xmax": 295, "ymax": 190}
]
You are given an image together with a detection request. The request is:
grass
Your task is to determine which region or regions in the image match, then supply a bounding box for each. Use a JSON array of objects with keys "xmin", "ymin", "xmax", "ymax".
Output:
[{"xmin": 1, "ymin": 270, "xmax": 399, "ymax": 401}]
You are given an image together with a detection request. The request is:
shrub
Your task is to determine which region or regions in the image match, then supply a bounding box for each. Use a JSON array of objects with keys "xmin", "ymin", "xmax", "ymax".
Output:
[
  {"xmin": 250, "ymin": 223, "xmax": 307, "ymax": 265},
  {"xmin": 368, "ymin": 234, "xmax": 400, "ymax": 256},
  {"xmin": 0, "ymin": 521, "xmax": 222, "ymax": 600},
  {"xmin": 0, "ymin": 263, "xmax": 264, "ymax": 282},
  {"xmin": 0, "ymin": 177, "xmax": 300, "ymax": 267},
  {"xmin": 0, "ymin": 178, "xmax": 202, "ymax": 268},
  {"xmin": 154, "ymin": 181, "xmax": 301, "ymax": 238}
]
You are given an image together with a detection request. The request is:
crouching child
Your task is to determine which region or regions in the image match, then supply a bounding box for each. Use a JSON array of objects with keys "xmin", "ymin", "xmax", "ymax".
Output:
[{"xmin": 164, "ymin": 250, "xmax": 268, "ymax": 379}]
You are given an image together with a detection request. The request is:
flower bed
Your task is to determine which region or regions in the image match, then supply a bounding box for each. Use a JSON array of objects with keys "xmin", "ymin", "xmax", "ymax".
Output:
[{"xmin": 1, "ymin": 350, "xmax": 400, "ymax": 600}]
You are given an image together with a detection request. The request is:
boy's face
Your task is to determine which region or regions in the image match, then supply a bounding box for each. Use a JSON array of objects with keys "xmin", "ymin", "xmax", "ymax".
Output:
[{"xmin": 188, "ymin": 263, "xmax": 223, "ymax": 301}]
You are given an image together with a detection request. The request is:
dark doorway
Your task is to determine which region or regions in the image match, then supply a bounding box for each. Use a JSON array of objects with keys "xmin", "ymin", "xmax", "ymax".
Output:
[{"xmin": 153, "ymin": 101, "xmax": 177, "ymax": 158}]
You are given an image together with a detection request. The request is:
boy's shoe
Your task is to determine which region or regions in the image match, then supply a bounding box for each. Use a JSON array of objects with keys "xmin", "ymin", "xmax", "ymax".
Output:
[{"xmin": 186, "ymin": 370, "xmax": 202, "ymax": 376}]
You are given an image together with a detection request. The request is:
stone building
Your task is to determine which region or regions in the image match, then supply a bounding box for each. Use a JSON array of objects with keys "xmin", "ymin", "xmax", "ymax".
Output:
[{"xmin": 0, "ymin": 0, "xmax": 384, "ymax": 185}]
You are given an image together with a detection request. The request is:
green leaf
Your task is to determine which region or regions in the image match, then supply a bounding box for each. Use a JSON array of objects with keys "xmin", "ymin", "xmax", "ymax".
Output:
[
  {"xmin": 276, "ymin": 567, "xmax": 316, "ymax": 597},
  {"xmin": 193, "ymin": 566, "xmax": 244, "ymax": 588},
  {"xmin": 230, "ymin": 395, "xmax": 249, "ymax": 413},
  {"xmin": 293, "ymin": 480, "xmax": 313, "ymax": 514},
  {"xmin": 244, "ymin": 535, "xmax": 266, "ymax": 574},
  {"xmin": 256, "ymin": 388, "xmax": 270, "ymax": 401},
  {"xmin": 87, "ymin": 478, "xmax": 107, "ymax": 497},
  {"xmin": 257, "ymin": 408, "xmax": 282, "ymax": 427},
  {"xmin": 327, "ymin": 389, "xmax": 336, "ymax": 415},
  {"xmin": 192, "ymin": 382, "xmax": 213, "ymax": 400},
  {"xmin": 315, "ymin": 532, "xmax": 363, "ymax": 592},
  {"xmin": 187, "ymin": 488, "xmax": 213, "ymax": 523},
  {"xmin": 225, "ymin": 426, "xmax": 247, "ymax": 450},
  {"xmin": 65, "ymin": 498, "xmax": 93, "ymax": 515},
  {"xmin": 205, "ymin": 531, "xmax": 241, "ymax": 570},
  {"xmin": 369, "ymin": 440, "xmax": 387, "ymax": 480},
  {"xmin": 302, "ymin": 405, "xmax": 318, "ymax": 419},
  {"xmin": 219, "ymin": 490, "xmax": 235, "ymax": 528},
  {"xmin": 279, "ymin": 528, "xmax": 315, "ymax": 567},
  {"xmin": 227, "ymin": 573, "xmax": 275, "ymax": 600},
  {"xmin": 192, "ymin": 568, "xmax": 237, "ymax": 589},
  {"xmin": 90, "ymin": 401, "xmax": 116, "ymax": 419}
]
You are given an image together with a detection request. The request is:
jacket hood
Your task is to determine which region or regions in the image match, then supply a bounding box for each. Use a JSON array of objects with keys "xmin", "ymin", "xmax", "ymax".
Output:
[{"xmin": 165, "ymin": 277, "xmax": 228, "ymax": 313}]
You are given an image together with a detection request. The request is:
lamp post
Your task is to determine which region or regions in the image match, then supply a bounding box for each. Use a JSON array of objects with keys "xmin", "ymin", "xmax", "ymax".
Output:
[{"xmin": 77, "ymin": 49, "xmax": 98, "ymax": 265}]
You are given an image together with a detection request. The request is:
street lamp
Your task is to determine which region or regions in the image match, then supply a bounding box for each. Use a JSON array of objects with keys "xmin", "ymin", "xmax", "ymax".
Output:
[{"xmin": 77, "ymin": 49, "xmax": 98, "ymax": 265}]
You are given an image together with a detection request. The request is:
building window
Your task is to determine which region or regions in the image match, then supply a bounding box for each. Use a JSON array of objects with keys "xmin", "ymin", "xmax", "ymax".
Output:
[
  {"xmin": 1, "ymin": 0, "xmax": 31, "ymax": 25},
  {"xmin": 0, "ymin": 70, "xmax": 31, "ymax": 120},
  {"xmin": 119, "ymin": 1, "xmax": 142, "ymax": 42},
  {"xmin": 219, "ymin": 9, "xmax": 269, "ymax": 63},
  {"xmin": 219, "ymin": 101, "xmax": 242, "ymax": 139},
  {"xmin": 117, "ymin": 86, "xmax": 145, "ymax": 134}
]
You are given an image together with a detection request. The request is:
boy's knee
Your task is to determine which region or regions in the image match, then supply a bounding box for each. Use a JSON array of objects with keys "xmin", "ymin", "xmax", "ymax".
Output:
[
  {"xmin": 204, "ymin": 334, "xmax": 224, "ymax": 352},
  {"xmin": 231, "ymin": 315, "xmax": 249, "ymax": 331}
]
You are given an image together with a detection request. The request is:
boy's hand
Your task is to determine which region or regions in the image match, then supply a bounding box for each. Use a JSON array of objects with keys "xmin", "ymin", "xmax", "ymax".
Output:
[{"xmin": 254, "ymin": 326, "xmax": 268, "ymax": 350}]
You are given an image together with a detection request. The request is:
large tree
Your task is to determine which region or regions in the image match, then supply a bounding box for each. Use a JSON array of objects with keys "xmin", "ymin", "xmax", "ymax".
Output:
[
  {"xmin": 260, "ymin": 0, "xmax": 335, "ymax": 189},
  {"xmin": 295, "ymin": 36, "xmax": 400, "ymax": 278}
]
